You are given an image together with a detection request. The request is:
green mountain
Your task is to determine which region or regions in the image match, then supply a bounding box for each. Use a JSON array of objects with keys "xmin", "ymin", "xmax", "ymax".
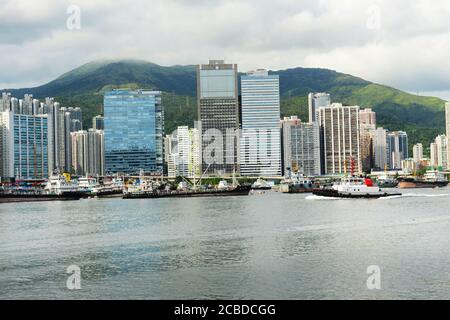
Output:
[{"xmin": 3, "ymin": 59, "xmax": 447, "ymax": 152}]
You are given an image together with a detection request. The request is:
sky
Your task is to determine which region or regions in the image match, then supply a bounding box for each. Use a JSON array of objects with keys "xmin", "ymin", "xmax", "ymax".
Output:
[{"xmin": 1, "ymin": 0, "xmax": 450, "ymax": 100}]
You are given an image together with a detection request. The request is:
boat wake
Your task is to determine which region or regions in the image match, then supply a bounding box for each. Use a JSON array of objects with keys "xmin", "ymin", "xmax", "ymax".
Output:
[{"xmin": 306, "ymin": 193, "xmax": 450, "ymax": 201}]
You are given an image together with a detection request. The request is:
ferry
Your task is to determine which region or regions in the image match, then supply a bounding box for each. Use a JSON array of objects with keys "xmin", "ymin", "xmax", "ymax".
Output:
[
  {"xmin": 398, "ymin": 170, "xmax": 449, "ymax": 189},
  {"xmin": 0, "ymin": 176, "xmax": 83, "ymax": 203},
  {"xmin": 313, "ymin": 176, "xmax": 402, "ymax": 199}
]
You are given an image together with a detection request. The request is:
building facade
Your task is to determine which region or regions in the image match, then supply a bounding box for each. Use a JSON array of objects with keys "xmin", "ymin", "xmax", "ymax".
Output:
[
  {"xmin": 387, "ymin": 131, "xmax": 408, "ymax": 170},
  {"xmin": 104, "ymin": 90, "xmax": 164, "ymax": 175},
  {"xmin": 197, "ymin": 60, "xmax": 239, "ymax": 176},
  {"xmin": 308, "ymin": 93, "xmax": 331, "ymax": 123},
  {"xmin": 71, "ymin": 129, "xmax": 105, "ymax": 176},
  {"xmin": 413, "ymin": 143, "xmax": 423, "ymax": 164},
  {"xmin": 318, "ymin": 104, "xmax": 361, "ymax": 175},
  {"xmin": 446, "ymin": 102, "xmax": 450, "ymax": 170},
  {"xmin": 281, "ymin": 116, "xmax": 321, "ymax": 176},
  {"xmin": 164, "ymin": 126, "xmax": 201, "ymax": 178},
  {"xmin": 371, "ymin": 127, "xmax": 388, "ymax": 170},
  {"xmin": 0, "ymin": 110, "xmax": 49, "ymax": 179},
  {"xmin": 92, "ymin": 115, "xmax": 104, "ymax": 130},
  {"xmin": 240, "ymin": 70, "xmax": 281, "ymax": 176},
  {"xmin": 435, "ymin": 134, "xmax": 447, "ymax": 169}
]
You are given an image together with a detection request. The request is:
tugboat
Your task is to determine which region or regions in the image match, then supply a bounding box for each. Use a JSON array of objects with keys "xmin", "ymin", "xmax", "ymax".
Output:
[
  {"xmin": 398, "ymin": 170, "xmax": 449, "ymax": 189},
  {"xmin": 313, "ymin": 176, "xmax": 402, "ymax": 199}
]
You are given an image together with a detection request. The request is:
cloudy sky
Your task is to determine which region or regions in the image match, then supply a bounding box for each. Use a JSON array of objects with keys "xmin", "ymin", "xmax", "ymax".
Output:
[{"xmin": 1, "ymin": 0, "xmax": 450, "ymax": 99}]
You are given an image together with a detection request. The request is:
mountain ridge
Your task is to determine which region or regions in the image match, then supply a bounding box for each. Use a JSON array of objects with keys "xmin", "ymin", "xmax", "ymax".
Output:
[{"xmin": 2, "ymin": 59, "xmax": 447, "ymax": 151}]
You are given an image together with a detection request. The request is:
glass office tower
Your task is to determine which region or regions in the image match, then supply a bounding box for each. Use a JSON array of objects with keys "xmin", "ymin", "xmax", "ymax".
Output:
[
  {"xmin": 240, "ymin": 69, "xmax": 281, "ymax": 176},
  {"xmin": 104, "ymin": 90, "xmax": 164, "ymax": 175}
]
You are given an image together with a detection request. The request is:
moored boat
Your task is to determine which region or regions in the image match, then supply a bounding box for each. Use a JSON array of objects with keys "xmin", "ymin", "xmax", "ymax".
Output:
[
  {"xmin": 280, "ymin": 172, "xmax": 314, "ymax": 193},
  {"xmin": 398, "ymin": 170, "xmax": 449, "ymax": 189}
]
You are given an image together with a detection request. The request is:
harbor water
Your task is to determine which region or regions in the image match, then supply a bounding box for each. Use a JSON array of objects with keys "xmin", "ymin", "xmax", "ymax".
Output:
[{"xmin": 1, "ymin": 188, "xmax": 450, "ymax": 299}]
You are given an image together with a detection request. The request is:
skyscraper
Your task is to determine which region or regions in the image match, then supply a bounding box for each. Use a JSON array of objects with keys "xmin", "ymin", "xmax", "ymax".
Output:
[
  {"xmin": 413, "ymin": 143, "xmax": 423, "ymax": 164},
  {"xmin": 164, "ymin": 126, "xmax": 201, "ymax": 178},
  {"xmin": 240, "ymin": 69, "xmax": 281, "ymax": 176},
  {"xmin": 359, "ymin": 108, "xmax": 376, "ymax": 128},
  {"xmin": 308, "ymin": 93, "xmax": 331, "ymax": 123},
  {"xmin": 0, "ymin": 110, "xmax": 49, "ymax": 179},
  {"xmin": 92, "ymin": 115, "xmax": 104, "ymax": 130},
  {"xmin": 430, "ymin": 142, "xmax": 438, "ymax": 167},
  {"xmin": 197, "ymin": 60, "xmax": 239, "ymax": 176},
  {"xmin": 71, "ymin": 129, "xmax": 104, "ymax": 176},
  {"xmin": 371, "ymin": 127, "xmax": 388, "ymax": 170},
  {"xmin": 446, "ymin": 102, "xmax": 450, "ymax": 170},
  {"xmin": 435, "ymin": 134, "xmax": 447, "ymax": 169},
  {"xmin": 104, "ymin": 90, "xmax": 164, "ymax": 175},
  {"xmin": 387, "ymin": 131, "xmax": 408, "ymax": 170},
  {"xmin": 318, "ymin": 103, "xmax": 361, "ymax": 174},
  {"xmin": 281, "ymin": 116, "xmax": 321, "ymax": 176}
]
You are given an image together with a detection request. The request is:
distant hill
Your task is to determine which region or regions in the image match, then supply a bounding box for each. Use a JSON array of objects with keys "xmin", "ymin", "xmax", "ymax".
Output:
[{"xmin": 3, "ymin": 59, "xmax": 447, "ymax": 152}]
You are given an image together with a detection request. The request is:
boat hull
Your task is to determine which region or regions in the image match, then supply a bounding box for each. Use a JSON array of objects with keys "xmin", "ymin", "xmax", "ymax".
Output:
[
  {"xmin": 312, "ymin": 188, "xmax": 401, "ymax": 199},
  {"xmin": 123, "ymin": 186, "xmax": 252, "ymax": 199},
  {"xmin": 0, "ymin": 192, "xmax": 83, "ymax": 203},
  {"xmin": 398, "ymin": 179, "xmax": 449, "ymax": 189}
]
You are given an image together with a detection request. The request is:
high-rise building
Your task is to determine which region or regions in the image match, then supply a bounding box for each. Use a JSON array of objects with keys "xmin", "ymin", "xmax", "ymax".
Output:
[
  {"xmin": 430, "ymin": 142, "xmax": 438, "ymax": 167},
  {"xmin": 281, "ymin": 116, "xmax": 321, "ymax": 176},
  {"xmin": 1, "ymin": 92, "xmax": 11, "ymax": 112},
  {"xmin": 188, "ymin": 127, "xmax": 201, "ymax": 177},
  {"xmin": 104, "ymin": 90, "xmax": 164, "ymax": 175},
  {"xmin": 435, "ymin": 134, "xmax": 447, "ymax": 169},
  {"xmin": 92, "ymin": 115, "xmax": 104, "ymax": 130},
  {"xmin": 318, "ymin": 103, "xmax": 361, "ymax": 174},
  {"xmin": 308, "ymin": 93, "xmax": 331, "ymax": 123},
  {"xmin": 0, "ymin": 110, "xmax": 49, "ymax": 179},
  {"xmin": 197, "ymin": 60, "xmax": 239, "ymax": 176},
  {"xmin": 240, "ymin": 69, "xmax": 281, "ymax": 176},
  {"xmin": 413, "ymin": 143, "xmax": 423, "ymax": 164},
  {"xmin": 164, "ymin": 126, "xmax": 201, "ymax": 178},
  {"xmin": 371, "ymin": 127, "xmax": 388, "ymax": 170},
  {"xmin": 446, "ymin": 102, "xmax": 450, "ymax": 170},
  {"xmin": 387, "ymin": 131, "xmax": 408, "ymax": 170},
  {"xmin": 71, "ymin": 129, "xmax": 104, "ymax": 176},
  {"xmin": 359, "ymin": 108, "xmax": 376, "ymax": 128}
]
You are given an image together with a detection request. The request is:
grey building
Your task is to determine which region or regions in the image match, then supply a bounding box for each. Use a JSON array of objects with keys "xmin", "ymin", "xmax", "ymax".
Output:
[
  {"xmin": 387, "ymin": 131, "xmax": 408, "ymax": 170},
  {"xmin": 281, "ymin": 116, "xmax": 321, "ymax": 176},
  {"xmin": 197, "ymin": 60, "xmax": 239, "ymax": 176},
  {"xmin": 308, "ymin": 92, "xmax": 331, "ymax": 123}
]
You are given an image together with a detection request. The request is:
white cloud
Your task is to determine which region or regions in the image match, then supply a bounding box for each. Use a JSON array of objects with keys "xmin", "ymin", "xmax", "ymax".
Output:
[{"xmin": 0, "ymin": 0, "xmax": 450, "ymax": 97}]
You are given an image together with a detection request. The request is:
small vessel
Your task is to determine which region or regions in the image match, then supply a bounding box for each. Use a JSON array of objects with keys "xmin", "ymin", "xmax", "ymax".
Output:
[
  {"xmin": 123, "ymin": 181, "xmax": 251, "ymax": 199},
  {"xmin": 77, "ymin": 177, "xmax": 99, "ymax": 196},
  {"xmin": 251, "ymin": 178, "xmax": 272, "ymax": 190},
  {"xmin": 376, "ymin": 174, "xmax": 399, "ymax": 188},
  {"xmin": 91, "ymin": 177, "xmax": 125, "ymax": 198},
  {"xmin": 398, "ymin": 170, "xmax": 449, "ymax": 189},
  {"xmin": 280, "ymin": 172, "xmax": 314, "ymax": 194},
  {"xmin": 0, "ymin": 176, "xmax": 83, "ymax": 203},
  {"xmin": 313, "ymin": 176, "xmax": 402, "ymax": 199}
]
